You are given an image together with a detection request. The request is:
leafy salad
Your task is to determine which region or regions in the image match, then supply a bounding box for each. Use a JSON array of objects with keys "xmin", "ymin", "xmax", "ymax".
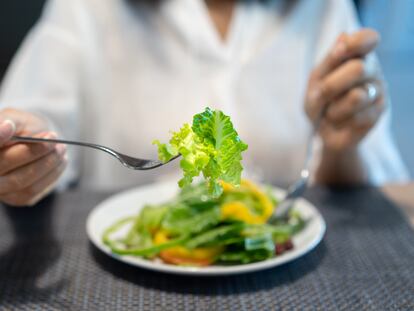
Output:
[
  {"xmin": 103, "ymin": 108, "xmax": 305, "ymax": 266},
  {"xmin": 153, "ymin": 107, "xmax": 248, "ymax": 197}
]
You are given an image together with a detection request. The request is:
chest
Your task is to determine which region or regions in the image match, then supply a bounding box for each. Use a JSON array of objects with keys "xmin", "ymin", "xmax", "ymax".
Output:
[{"xmin": 80, "ymin": 1, "xmax": 314, "ymax": 160}]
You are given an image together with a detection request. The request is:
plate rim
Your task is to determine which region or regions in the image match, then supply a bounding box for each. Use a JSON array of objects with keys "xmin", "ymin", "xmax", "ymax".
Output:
[{"xmin": 86, "ymin": 181, "xmax": 326, "ymax": 276}]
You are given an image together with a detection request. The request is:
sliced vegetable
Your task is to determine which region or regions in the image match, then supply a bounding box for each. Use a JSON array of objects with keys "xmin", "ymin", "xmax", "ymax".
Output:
[
  {"xmin": 185, "ymin": 223, "xmax": 245, "ymax": 248},
  {"xmin": 103, "ymin": 218, "xmax": 188, "ymax": 257},
  {"xmin": 154, "ymin": 231, "xmax": 223, "ymax": 266},
  {"xmin": 218, "ymin": 249, "xmax": 275, "ymax": 264},
  {"xmin": 103, "ymin": 180, "xmax": 306, "ymax": 266},
  {"xmin": 244, "ymin": 233, "xmax": 275, "ymax": 252},
  {"xmin": 220, "ymin": 201, "xmax": 264, "ymax": 224},
  {"xmin": 161, "ymin": 203, "xmax": 221, "ymax": 236},
  {"xmin": 220, "ymin": 179, "xmax": 274, "ymax": 224}
]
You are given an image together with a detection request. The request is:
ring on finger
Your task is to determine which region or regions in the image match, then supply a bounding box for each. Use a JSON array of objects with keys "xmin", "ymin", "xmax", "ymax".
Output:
[{"xmin": 363, "ymin": 82, "xmax": 378, "ymax": 103}]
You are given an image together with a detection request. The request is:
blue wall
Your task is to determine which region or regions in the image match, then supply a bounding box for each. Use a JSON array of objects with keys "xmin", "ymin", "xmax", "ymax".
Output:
[{"xmin": 359, "ymin": 0, "xmax": 414, "ymax": 176}]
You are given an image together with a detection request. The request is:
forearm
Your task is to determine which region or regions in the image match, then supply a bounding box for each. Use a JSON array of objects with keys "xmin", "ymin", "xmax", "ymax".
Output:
[{"xmin": 315, "ymin": 146, "xmax": 368, "ymax": 186}]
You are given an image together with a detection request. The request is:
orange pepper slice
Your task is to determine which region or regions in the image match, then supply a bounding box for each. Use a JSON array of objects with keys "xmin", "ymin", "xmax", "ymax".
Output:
[{"xmin": 153, "ymin": 231, "xmax": 223, "ymax": 266}]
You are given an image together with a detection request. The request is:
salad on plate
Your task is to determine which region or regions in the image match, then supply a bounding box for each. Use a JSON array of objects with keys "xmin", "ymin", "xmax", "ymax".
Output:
[{"xmin": 103, "ymin": 108, "xmax": 306, "ymax": 266}]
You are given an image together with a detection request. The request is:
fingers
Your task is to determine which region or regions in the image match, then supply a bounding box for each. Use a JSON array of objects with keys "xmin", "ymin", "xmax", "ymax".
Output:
[
  {"xmin": 0, "ymin": 108, "xmax": 33, "ymax": 134},
  {"xmin": 0, "ymin": 108, "xmax": 51, "ymax": 142},
  {"xmin": 320, "ymin": 58, "xmax": 375, "ymax": 101},
  {"xmin": 326, "ymin": 87, "xmax": 371, "ymax": 124},
  {"xmin": 0, "ymin": 159, "xmax": 67, "ymax": 206},
  {"xmin": 0, "ymin": 132, "xmax": 61, "ymax": 175},
  {"xmin": 349, "ymin": 98, "xmax": 384, "ymax": 130},
  {"xmin": 318, "ymin": 99, "xmax": 383, "ymax": 152},
  {"xmin": 326, "ymin": 87, "xmax": 384, "ymax": 130},
  {"xmin": 0, "ymin": 108, "xmax": 66, "ymax": 206},
  {"xmin": 342, "ymin": 29, "xmax": 380, "ymax": 59},
  {"xmin": 312, "ymin": 33, "xmax": 348, "ymax": 80},
  {"xmin": 306, "ymin": 29, "xmax": 383, "ymax": 151},
  {"xmin": 0, "ymin": 147, "xmax": 66, "ymax": 195},
  {"xmin": 0, "ymin": 120, "xmax": 16, "ymax": 146},
  {"xmin": 307, "ymin": 36, "xmax": 380, "ymax": 122},
  {"xmin": 313, "ymin": 29, "xmax": 380, "ymax": 80},
  {"xmin": 326, "ymin": 82, "xmax": 383, "ymax": 124}
]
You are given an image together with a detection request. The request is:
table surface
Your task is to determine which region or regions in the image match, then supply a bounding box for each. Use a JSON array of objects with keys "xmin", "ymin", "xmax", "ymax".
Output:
[{"xmin": 0, "ymin": 185, "xmax": 413, "ymax": 311}]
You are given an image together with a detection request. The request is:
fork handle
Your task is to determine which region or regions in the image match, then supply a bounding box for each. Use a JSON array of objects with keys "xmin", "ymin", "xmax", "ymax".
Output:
[{"xmin": 11, "ymin": 135, "xmax": 118, "ymax": 157}]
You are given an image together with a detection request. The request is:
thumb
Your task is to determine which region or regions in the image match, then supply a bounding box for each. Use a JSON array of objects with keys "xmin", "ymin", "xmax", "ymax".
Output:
[{"xmin": 0, "ymin": 119, "xmax": 16, "ymax": 146}]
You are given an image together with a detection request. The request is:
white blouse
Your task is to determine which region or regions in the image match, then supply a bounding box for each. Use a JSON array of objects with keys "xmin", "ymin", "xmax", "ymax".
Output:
[{"xmin": 0, "ymin": 0, "xmax": 408, "ymax": 191}]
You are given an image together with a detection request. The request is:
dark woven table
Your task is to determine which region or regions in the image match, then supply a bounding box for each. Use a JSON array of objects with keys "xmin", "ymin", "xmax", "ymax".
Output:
[{"xmin": 0, "ymin": 187, "xmax": 413, "ymax": 311}]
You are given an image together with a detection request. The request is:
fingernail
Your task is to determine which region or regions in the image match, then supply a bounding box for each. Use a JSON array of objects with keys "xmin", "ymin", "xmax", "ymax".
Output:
[
  {"xmin": 55, "ymin": 144, "xmax": 66, "ymax": 156},
  {"xmin": 333, "ymin": 41, "xmax": 347, "ymax": 58},
  {"xmin": 0, "ymin": 120, "xmax": 16, "ymax": 139}
]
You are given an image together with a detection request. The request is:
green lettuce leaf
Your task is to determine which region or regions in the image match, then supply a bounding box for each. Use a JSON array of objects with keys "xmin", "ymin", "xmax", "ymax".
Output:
[
  {"xmin": 153, "ymin": 108, "xmax": 248, "ymax": 197},
  {"xmin": 217, "ymin": 249, "xmax": 275, "ymax": 264},
  {"xmin": 185, "ymin": 223, "xmax": 245, "ymax": 249},
  {"xmin": 161, "ymin": 203, "xmax": 221, "ymax": 236}
]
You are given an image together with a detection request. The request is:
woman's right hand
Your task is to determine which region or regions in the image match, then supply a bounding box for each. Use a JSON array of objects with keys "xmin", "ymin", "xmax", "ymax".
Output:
[{"xmin": 0, "ymin": 108, "xmax": 67, "ymax": 206}]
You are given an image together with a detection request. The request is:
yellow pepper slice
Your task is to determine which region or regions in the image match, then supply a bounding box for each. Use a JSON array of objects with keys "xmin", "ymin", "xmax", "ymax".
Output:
[
  {"xmin": 220, "ymin": 201, "xmax": 264, "ymax": 224},
  {"xmin": 240, "ymin": 179, "xmax": 274, "ymax": 220},
  {"xmin": 220, "ymin": 179, "xmax": 274, "ymax": 223}
]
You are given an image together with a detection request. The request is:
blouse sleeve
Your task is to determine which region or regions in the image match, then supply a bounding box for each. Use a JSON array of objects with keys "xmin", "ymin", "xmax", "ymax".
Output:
[
  {"xmin": 0, "ymin": 0, "xmax": 84, "ymax": 186},
  {"xmin": 311, "ymin": 0, "xmax": 409, "ymax": 184}
]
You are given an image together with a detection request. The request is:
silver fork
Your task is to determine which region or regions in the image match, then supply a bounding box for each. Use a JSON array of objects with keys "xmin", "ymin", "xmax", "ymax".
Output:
[
  {"xmin": 11, "ymin": 136, "xmax": 180, "ymax": 170},
  {"xmin": 268, "ymin": 83, "xmax": 378, "ymax": 222},
  {"xmin": 268, "ymin": 105, "xmax": 329, "ymax": 223}
]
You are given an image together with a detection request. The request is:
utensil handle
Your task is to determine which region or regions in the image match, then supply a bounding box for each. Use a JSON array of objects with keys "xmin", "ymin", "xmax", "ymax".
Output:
[
  {"xmin": 12, "ymin": 135, "xmax": 99, "ymax": 148},
  {"xmin": 13, "ymin": 135, "xmax": 81, "ymax": 146},
  {"xmin": 11, "ymin": 136, "xmax": 118, "ymax": 157}
]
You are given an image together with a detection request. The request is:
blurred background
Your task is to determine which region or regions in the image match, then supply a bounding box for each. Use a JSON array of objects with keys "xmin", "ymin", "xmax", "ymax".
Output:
[{"xmin": 0, "ymin": 0, "xmax": 413, "ymax": 177}]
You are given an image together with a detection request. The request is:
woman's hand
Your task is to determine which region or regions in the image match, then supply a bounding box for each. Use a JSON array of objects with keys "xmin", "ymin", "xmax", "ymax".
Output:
[
  {"xmin": 305, "ymin": 29, "xmax": 385, "ymax": 184},
  {"xmin": 305, "ymin": 29, "xmax": 384, "ymax": 152},
  {"xmin": 0, "ymin": 108, "xmax": 67, "ymax": 206}
]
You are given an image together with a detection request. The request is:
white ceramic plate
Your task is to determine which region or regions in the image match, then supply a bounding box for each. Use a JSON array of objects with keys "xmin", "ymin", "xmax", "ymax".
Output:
[{"xmin": 87, "ymin": 181, "xmax": 326, "ymax": 276}]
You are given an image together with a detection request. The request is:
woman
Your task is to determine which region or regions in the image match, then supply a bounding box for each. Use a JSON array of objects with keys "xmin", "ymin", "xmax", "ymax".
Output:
[{"xmin": 0, "ymin": 0, "xmax": 408, "ymax": 206}]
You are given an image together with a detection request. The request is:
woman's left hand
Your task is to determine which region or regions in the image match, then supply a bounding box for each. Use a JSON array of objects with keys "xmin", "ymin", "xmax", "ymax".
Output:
[{"xmin": 305, "ymin": 29, "xmax": 385, "ymax": 153}]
